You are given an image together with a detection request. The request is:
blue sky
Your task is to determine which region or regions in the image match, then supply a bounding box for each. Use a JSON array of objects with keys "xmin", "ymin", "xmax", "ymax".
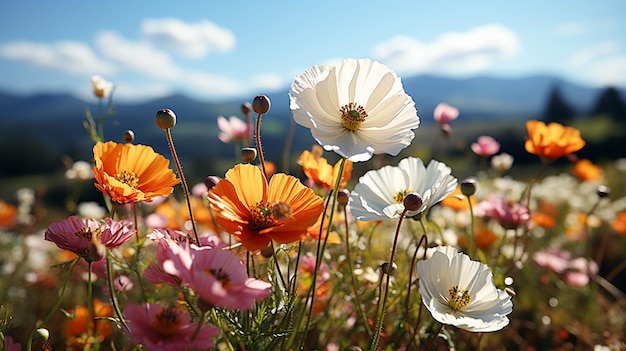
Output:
[{"xmin": 0, "ymin": 1, "xmax": 624, "ymax": 102}]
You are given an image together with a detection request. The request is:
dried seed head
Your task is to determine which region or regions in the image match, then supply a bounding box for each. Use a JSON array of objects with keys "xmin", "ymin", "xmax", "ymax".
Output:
[
  {"xmin": 241, "ymin": 148, "xmax": 258, "ymax": 163},
  {"xmin": 403, "ymin": 192, "xmax": 423, "ymax": 212},
  {"xmin": 380, "ymin": 261, "xmax": 397, "ymax": 275},
  {"xmin": 155, "ymin": 108, "xmax": 177, "ymax": 129},
  {"xmin": 204, "ymin": 176, "xmax": 221, "ymax": 191},
  {"xmin": 252, "ymin": 95, "xmax": 271, "ymax": 114},
  {"xmin": 460, "ymin": 177, "xmax": 477, "ymax": 197},
  {"xmin": 337, "ymin": 189, "xmax": 350, "ymax": 207},
  {"xmin": 241, "ymin": 101, "xmax": 252, "ymax": 115},
  {"xmin": 597, "ymin": 185, "xmax": 610, "ymax": 199},
  {"xmin": 123, "ymin": 130, "xmax": 135, "ymax": 143}
]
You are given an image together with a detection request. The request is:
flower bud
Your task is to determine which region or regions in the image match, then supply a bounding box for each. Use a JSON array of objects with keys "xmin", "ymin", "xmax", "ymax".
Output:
[
  {"xmin": 241, "ymin": 148, "xmax": 258, "ymax": 163},
  {"xmin": 123, "ymin": 129, "xmax": 135, "ymax": 143},
  {"xmin": 252, "ymin": 95, "xmax": 271, "ymax": 114},
  {"xmin": 35, "ymin": 328, "xmax": 50, "ymax": 341},
  {"xmin": 380, "ymin": 261, "xmax": 397, "ymax": 275},
  {"xmin": 403, "ymin": 192, "xmax": 423, "ymax": 212},
  {"xmin": 460, "ymin": 178, "xmax": 477, "ymax": 197},
  {"xmin": 241, "ymin": 101, "xmax": 252, "ymax": 115},
  {"xmin": 155, "ymin": 108, "xmax": 177, "ymax": 129},
  {"xmin": 597, "ymin": 185, "xmax": 610, "ymax": 199},
  {"xmin": 204, "ymin": 175, "xmax": 221, "ymax": 191},
  {"xmin": 337, "ymin": 189, "xmax": 350, "ymax": 207}
]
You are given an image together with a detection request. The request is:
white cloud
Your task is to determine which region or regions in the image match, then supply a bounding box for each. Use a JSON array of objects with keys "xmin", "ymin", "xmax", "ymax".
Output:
[
  {"xmin": 567, "ymin": 41, "xmax": 626, "ymax": 87},
  {"xmin": 570, "ymin": 41, "xmax": 620, "ymax": 67},
  {"xmin": 373, "ymin": 23, "xmax": 521, "ymax": 76},
  {"xmin": 554, "ymin": 21, "xmax": 593, "ymax": 37},
  {"xmin": 585, "ymin": 55, "xmax": 626, "ymax": 87},
  {"xmin": 95, "ymin": 30, "xmax": 182, "ymax": 79},
  {"xmin": 0, "ymin": 40, "xmax": 115, "ymax": 75},
  {"xmin": 249, "ymin": 73, "xmax": 286, "ymax": 92},
  {"xmin": 183, "ymin": 70, "xmax": 246, "ymax": 98},
  {"xmin": 141, "ymin": 18, "xmax": 236, "ymax": 58}
]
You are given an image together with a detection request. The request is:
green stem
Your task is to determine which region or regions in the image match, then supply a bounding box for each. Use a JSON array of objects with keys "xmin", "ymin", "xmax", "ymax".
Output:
[
  {"xmin": 271, "ymin": 241, "xmax": 288, "ymax": 293},
  {"xmin": 26, "ymin": 258, "xmax": 79, "ymax": 351},
  {"xmin": 255, "ymin": 111, "xmax": 268, "ymax": 182},
  {"xmin": 87, "ymin": 261, "xmax": 94, "ymax": 339},
  {"xmin": 298, "ymin": 158, "xmax": 347, "ymax": 350},
  {"xmin": 467, "ymin": 194, "xmax": 476, "ymax": 259},
  {"xmin": 106, "ymin": 251, "xmax": 129, "ymax": 331},
  {"xmin": 343, "ymin": 204, "xmax": 372, "ymax": 336},
  {"xmin": 368, "ymin": 208, "xmax": 408, "ymax": 351},
  {"xmin": 165, "ymin": 128, "xmax": 200, "ymax": 245}
]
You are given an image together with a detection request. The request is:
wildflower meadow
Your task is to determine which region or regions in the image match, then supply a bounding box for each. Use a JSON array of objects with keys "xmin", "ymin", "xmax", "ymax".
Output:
[{"xmin": 1, "ymin": 58, "xmax": 625, "ymax": 351}]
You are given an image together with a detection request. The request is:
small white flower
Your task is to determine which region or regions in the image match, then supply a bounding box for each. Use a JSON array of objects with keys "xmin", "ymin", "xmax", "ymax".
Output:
[
  {"xmin": 91, "ymin": 75, "xmax": 114, "ymax": 98},
  {"xmin": 77, "ymin": 201, "xmax": 107, "ymax": 219},
  {"xmin": 491, "ymin": 152, "xmax": 514, "ymax": 173},
  {"xmin": 65, "ymin": 160, "xmax": 95, "ymax": 180},
  {"xmin": 348, "ymin": 157, "xmax": 457, "ymax": 221},
  {"xmin": 289, "ymin": 58, "xmax": 420, "ymax": 162},
  {"xmin": 416, "ymin": 246, "xmax": 513, "ymax": 332}
]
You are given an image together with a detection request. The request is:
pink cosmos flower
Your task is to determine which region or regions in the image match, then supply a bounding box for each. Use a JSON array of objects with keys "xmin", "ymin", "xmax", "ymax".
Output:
[
  {"xmin": 433, "ymin": 103, "xmax": 459, "ymax": 126},
  {"xmin": 44, "ymin": 216, "xmax": 135, "ymax": 259},
  {"xmin": 143, "ymin": 228, "xmax": 195, "ymax": 286},
  {"xmin": 164, "ymin": 244, "xmax": 272, "ymax": 310},
  {"xmin": 217, "ymin": 115, "xmax": 249, "ymax": 143},
  {"xmin": 533, "ymin": 249, "xmax": 598, "ymax": 287},
  {"xmin": 474, "ymin": 195, "xmax": 530, "ymax": 230},
  {"xmin": 3, "ymin": 336, "xmax": 21, "ymax": 351},
  {"xmin": 114, "ymin": 275, "xmax": 134, "ymax": 291},
  {"xmin": 532, "ymin": 248, "xmax": 571, "ymax": 273},
  {"xmin": 471, "ymin": 135, "xmax": 500, "ymax": 157},
  {"xmin": 123, "ymin": 302, "xmax": 218, "ymax": 351},
  {"xmin": 565, "ymin": 257, "xmax": 598, "ymax": 287}
]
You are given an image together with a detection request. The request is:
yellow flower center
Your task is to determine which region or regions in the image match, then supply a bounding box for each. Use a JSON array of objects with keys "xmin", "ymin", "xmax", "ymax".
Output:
[
  {"xmin": 340, "ymin": 102, "xmax": 368, "ymax": 131},
  {"xmin": 448, "ymin": 286, "xmax": 471, "ymax": 310},
  {"xmin": 206, "ymin": 267, "xmax": 231, "ymax": 290},
  {"xmin": 250, "ymin": 201, "xmax": 294, "ymax": 230},
  {"xmin": 115, "ymin": 170, "xmax": 139, "ymax": 188},
  {"xmin": 152, "ymin": 308, "xmax": 183, "ymax": 337},
  {"xmin": 393, "ymin": 189, "xmax": 413, "ymax": 204}
]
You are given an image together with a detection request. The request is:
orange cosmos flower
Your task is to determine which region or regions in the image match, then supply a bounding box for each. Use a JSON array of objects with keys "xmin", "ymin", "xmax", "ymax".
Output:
[
  {"xmin": 573, "ymin": 159, "xmax": 603, "ymax": 181},
  {"xmin": 306, "ymin": 211, "xmax": 342, "ymax": 244},
  {"xmin": 298, "ymin": 145, "xmax": 353, "ymax": 190},
  {"xmin": 152, "ymin": 197, "xmax": 217, "ymax": 232},
  {"xmin": 93, "ymin": 141, "xmax": 179, "ymax": 203},
  {"xmin": 459, "ymin": 222, "xmax": 498, "ymax": 250},
  {"xmin": 441, "ymin": 185, "xmax": 476, "ymax": 211},
  {"xmin": 524, "ymin": 120, "xmax": 585, "ymax": 160},
  {"xmin": 65, "ymin": 299, "xmax": 113, "ymax": 350},
  {"xmin": 611, "ymin": 212, "xmax": 626, "ymax": 235},
  {"xmin": 0, "ymin": 200, "xmax": 17, "ymax": 228},
  {"xmin": 208, "ymin": 164, "xmax": 324, "ymax": 251}
]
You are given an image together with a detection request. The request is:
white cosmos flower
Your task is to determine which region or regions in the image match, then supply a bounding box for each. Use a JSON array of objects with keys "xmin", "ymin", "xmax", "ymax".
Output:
[
  {"xmin": 289, "ymin": 58, "xmax": 420, "ymax": 162},
  {"xmin": 416, "ymin": 246, "xmax": 513, "ymax": 332},
  {"xmin": 91, "ymin": 75, "xmax": 114, "ymax": 98},
  {"xmin": 348, "ymin": 157, "xmax": 457, "ymax": 221}
]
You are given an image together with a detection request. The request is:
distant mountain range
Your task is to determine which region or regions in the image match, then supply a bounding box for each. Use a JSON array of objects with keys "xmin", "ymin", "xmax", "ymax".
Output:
[{"xmin": 0, "ymin": 73, "xmax": 623, "ymax": 178}]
